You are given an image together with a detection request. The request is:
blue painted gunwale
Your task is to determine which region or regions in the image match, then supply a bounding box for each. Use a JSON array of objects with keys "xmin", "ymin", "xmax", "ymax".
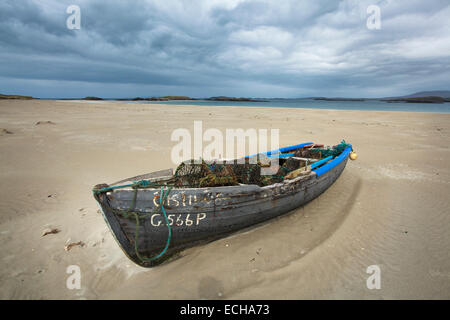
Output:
[
  {"xmin": 312, "ymin": 145, "xmax": 352, "ymax": 176},
  {"xmin": 247, "ymin": 142, "xmax": 314, "ymax": 158},
  {"xmin": 310, "ymin": 155, "xmax": 333, "ymax": 169}
]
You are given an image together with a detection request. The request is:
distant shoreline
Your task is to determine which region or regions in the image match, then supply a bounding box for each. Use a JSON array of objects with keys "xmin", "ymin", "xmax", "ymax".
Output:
[
  {"xmin": 43, "ymin": 96, "xmax": 450, "ymax": 104},
  {"xmin": 67, "ymin": 96, "xmax": 267, "ymax": 102},
  {"xmin": 2, "ymin": 91, "xmax": 449, "ymax": 105}
]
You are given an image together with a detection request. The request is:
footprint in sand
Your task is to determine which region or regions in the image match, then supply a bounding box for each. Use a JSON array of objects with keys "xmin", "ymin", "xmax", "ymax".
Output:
[
  {"xmin": 44, "ymin": 193, "xmax": 60, "ymax": 204},
  {"xmin": 35, "ymin": 121, "xmax": 56, "ymax": 125},
  {"xmin": 1, "ymin": 128, "xmax": 14, "ymax": 135}
]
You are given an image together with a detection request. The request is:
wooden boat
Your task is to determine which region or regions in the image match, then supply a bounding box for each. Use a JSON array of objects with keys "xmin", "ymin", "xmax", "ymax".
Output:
[{"xmin": 93, "ymin": 141, "xmax": 354, "ymax": 267}]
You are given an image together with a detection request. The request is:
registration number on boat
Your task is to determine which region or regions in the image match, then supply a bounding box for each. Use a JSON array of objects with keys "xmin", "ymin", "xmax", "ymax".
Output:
[{"xmin": 150, "ymin": 213, "xmax": 206, "ymax": 227}]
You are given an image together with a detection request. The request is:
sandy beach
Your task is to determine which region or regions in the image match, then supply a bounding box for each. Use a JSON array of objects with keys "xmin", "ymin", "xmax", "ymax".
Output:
[{"xmin": 0, "ymin": 99, "xmax": 449, "ymax": 299}]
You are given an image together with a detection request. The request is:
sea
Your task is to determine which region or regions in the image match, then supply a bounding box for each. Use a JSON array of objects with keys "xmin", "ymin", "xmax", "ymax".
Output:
[{"xmin": 122, "ymin": 98, "xmax": 450, "ymax": 113}]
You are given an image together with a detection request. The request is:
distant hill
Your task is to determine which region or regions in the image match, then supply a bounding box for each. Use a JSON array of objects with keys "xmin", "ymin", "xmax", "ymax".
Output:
[
  {"xmin": 388, "ymin": 90, "xmax": 450, "ymax": 99},
  {"xmin": 381, "ymin": 90, "xmax": 450, "ymax": 104}
]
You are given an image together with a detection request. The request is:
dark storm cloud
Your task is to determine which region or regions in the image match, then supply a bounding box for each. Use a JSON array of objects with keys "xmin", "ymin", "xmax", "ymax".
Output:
[{"xmin": 0, "ymin": 0, "xmax": 449, "ymax": 98}]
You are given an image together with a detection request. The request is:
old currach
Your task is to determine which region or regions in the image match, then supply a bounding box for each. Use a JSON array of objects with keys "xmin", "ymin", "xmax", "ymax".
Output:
[{"xmin": 93, "ymin": 140, "xmax": 355, "ymax": 267}]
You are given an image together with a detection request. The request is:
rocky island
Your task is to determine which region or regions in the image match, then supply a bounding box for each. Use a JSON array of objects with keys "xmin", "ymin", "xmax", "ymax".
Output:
[
  {"xmin": 383, "ymin": 96, "xmax": 448, "ymax": 104},
  {"xmin": 82, "ymin": 96, "xmax": 104, "ymax": 101},
  {"xmin": 117, "ymin": 96, "xmax": 197, "ymax": 101},
  {"xmin": 0, "ymin": 93, "xmax": 35, "ymax": 100},
  {"xmin": 313, "ymin": 97, "xmax": 366, "ymax": 101},
  {"xmin": 206, "ymin": 96, "xmax": 268, "ymax": 102}
]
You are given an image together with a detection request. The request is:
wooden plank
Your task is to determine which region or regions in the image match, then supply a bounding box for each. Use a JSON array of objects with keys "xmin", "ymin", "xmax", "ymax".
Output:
[{"xmin": 290, "ymin": 157, "xmax": 319, "ymax": 162}]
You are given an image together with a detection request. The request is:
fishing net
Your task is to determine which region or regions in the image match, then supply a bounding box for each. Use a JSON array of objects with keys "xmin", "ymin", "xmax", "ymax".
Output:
[
  {"xmin": 172, "ymin": 152, "xmax": 308, "ymax": 188},
  {"xmin": 101, "ymin": 141, "xmax": 351, "ymax": 189},
  {"xmin": 173, "ymin": 159, "xmax": 263, "ymax": 187},
  {"xmin": 296, "ymin": 140, "xmax": 351, "ymax": 158}
]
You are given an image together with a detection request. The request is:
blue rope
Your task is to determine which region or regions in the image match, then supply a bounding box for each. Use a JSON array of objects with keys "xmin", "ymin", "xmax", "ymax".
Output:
[
  {"xmin": 93, "ymin": 179, "xmax": 154, "ymax": 194},
  {"xmin": 94, "ymin": 183, "xmax": 134, "ymax": 193}
]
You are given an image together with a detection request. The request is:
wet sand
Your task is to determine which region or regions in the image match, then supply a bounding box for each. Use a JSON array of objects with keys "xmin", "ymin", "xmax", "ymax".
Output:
[{"xmin": 0, "ymin": 99, "xmax": 449, "ymax": 299}]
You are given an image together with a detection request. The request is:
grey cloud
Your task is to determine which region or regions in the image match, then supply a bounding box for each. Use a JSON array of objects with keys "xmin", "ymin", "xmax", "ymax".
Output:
[{"xmin": 0, "ymin": 0, "xmax": 449, "ymax": 98}]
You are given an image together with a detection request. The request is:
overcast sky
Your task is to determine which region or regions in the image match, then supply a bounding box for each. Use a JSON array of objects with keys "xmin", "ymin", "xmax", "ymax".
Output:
[{"xmin": 0, "ymin": 0, "xmax": 449, "ymax": 98}]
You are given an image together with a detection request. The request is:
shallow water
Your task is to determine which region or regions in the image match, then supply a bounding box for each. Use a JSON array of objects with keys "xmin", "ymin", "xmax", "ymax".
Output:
[{"xmin": 123, "ymin": 98, "xmax": 450, "ymax": 113}]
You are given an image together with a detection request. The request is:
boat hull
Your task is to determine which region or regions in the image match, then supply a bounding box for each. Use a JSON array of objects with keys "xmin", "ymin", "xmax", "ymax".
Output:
[{"xmin": 95, "ymin": 153, "xmax": 349, "ymax": 267}]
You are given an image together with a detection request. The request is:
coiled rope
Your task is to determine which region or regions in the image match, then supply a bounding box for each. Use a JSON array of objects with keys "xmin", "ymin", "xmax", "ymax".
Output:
[
  {"xmin": 129, "ymin": 186, "xmax": 172, "ymax": 263},
  {"xmin": 94, "ymin": 185, "xmax": 172, "ymax": 264}
]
